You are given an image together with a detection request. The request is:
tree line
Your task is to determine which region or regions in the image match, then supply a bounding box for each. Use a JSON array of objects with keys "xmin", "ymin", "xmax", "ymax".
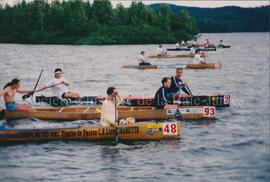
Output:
[
  {"xmin": 151, "ymin": 4, "xmax": 269, "ymax": 32},
  {"xmin": 0, "ymin": 0, "xmax": 199, "ymax": 44}
]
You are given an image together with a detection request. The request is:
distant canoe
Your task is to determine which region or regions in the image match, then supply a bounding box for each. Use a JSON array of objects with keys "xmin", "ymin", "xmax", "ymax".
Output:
[
  {"xmin": 2, "ymin": 106, "xmax": 216, "ymax": 120},
  {"xmin": 218, "ymin": 45, "xmax": 231, "ymax": 48},
  {"xmin": 0, "ymin": 121, "xmax": 180, "ymax": 142},
  {"xmin": 167, "ymin": 47, "xmax": 216, "ymax": 51},
  {"xmin": 122, "ymin": 63, "xmax": 222, "ymax": 69},
  {"xmin": 148, "ymin": 53, "xmax": 205, "ymax": 58}
]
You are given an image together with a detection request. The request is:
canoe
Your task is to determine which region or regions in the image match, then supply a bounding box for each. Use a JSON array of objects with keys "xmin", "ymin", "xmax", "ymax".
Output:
[
  {"xmin": 0, "ymin": 121, "xmax": 180, "ymax": 142},
  {"xmin": 35, "ymin": 95, "xmax": 230, "ymax": 107},
  {"xmin": 122, "ymin": 63, "xmax": 222, "ymax": 69},
  {"xmin": 148, "ymin": 53, "xmax": 205, "ymax": 58},
  {"xmin": 2, "ymin": 106, "xmax": 216, "ymax": 120},
  {"xmin": 35, "ymin": 96, "xmax": 102, "ymax": 106},
  {"xmin": 218, "ymin": 45, "xmax": 231, "ymax": 48},
  {"xmin": 167, "ymin": 47, "xmax": 216, "ymax": 51}
]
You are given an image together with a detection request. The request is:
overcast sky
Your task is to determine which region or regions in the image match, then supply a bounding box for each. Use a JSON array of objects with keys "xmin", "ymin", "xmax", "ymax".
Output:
[{"xmin": 1, "ymin": 0, "xmax": 269, "ymax": 8}]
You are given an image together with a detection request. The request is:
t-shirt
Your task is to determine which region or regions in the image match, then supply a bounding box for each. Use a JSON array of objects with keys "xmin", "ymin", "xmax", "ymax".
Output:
[
  {"xmin": 193, "ymin": 54, "xmax": 202, "ymax": 64},
  {"xmin": 157, "ymin": 47, "xmax": 164, "ymax": 55},
  {"xmin": 181, "ymin": 41, "xmax": 185, "ymax": 45},
  {"xmin": 138, "ymin": 54, "xmax": 145, "ymax": 62},
  {"xmin": 46, "ymin": 77, "xmax": 68, "ymax": 97},
  {"xmin": 100, "ymin": 96, "xmax": 122, "ymax": 126},
  {"xmin": 190, "ymin": 47, "xmax": 196, "ymax": 54}
]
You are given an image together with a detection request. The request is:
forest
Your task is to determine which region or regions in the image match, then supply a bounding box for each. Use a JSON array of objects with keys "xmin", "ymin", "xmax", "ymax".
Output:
[
  {"xmin": 0, "ymin": 0, "xmax": 199, "ymax": 44},
  {"xmin": 151, "ymin": 4, "xmax": 269, "ymax": 32}
]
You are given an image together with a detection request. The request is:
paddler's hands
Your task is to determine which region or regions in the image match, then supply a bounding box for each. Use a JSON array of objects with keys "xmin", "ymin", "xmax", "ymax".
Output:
[
  {"xmin": 61, "ymin": 81, "xmax": 69, "ymax": 86},
  {"xmin": 113, "ymin": 89, "xmax": 119, "ymax": 96},
  {"xmin": 174, "ymin": 100, "xmax": 180, "ymax": 105}
]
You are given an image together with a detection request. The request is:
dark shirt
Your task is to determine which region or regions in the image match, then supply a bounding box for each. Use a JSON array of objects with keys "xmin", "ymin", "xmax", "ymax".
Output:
[
  {"xmin": 154, "ymin": 86, "xmax": 174, "ymax": 109},
  {"xmin": 170, "ymin": 76, "xmax": 190, "ymax": 95}
]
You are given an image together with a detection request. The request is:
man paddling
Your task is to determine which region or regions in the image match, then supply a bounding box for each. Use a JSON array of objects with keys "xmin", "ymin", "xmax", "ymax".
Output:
[
  {"xmin": 0, "ymin": 79, "xmax": 35, "ymax": 112},
  {"xmin": 138, "ymin": 51, "xmax": 151, "ymax": 66},
  {"xmin": 157, "ymin": 44, "xmax": 167, "ymax": 56},
  {"xmin": 218, "ymin": 40, "xmax": 225, "ymax": 48},
  {"xmin": 193, "ymin": 50, "xmax": 207, "ymax": 64},
  {"xmin": 176, "ymin": 41, "xmax": 181, "ymax": 49},
  {"xmin": 38, "ymin": 68, "xmax": 81, "ymax": 98},
  {"xmin": 154, "ymin": 77, "xmax": 180, "ymax": 109},
  {"xmin": 170, "ymin": 68, "xmax": 192, "ymax": 97},
  {"xmin": 190, "ymin": 45, "xmax": 196, "ymax": 54},
  {"xmin": 101, "ymin": 87, "xmax": 122, "ymax": 127}
]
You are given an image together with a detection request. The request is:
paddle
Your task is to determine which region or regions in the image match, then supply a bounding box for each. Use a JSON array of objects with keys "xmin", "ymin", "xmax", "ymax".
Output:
[
  {"xmin": 22, "ymin": 69, "xmax": 44, "ymax": 101},
  {"xmin": 0, "ymin": 109, "xmax": 5, "ymax": 121},
  {"xmin": 174, "ymin": 107, "xmax": 183, "ymax": 121},
  {"xmin": 185, "ymin": 85, "xmax": 193, "ymax": 95},
  {"xmin": 114, "ymin": 94, "xmax": 119, "ymax": 143}
]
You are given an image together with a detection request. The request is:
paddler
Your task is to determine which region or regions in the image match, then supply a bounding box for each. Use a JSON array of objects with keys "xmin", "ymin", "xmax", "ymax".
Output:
[
  {"xmin": 176, "ymin": 41, "xmax": 181, "ymax": 49},
  {"xmin": 138, "ymin": 51, "xmax": 151, "ymax": 66},
  {"xmin": 193, "ymin": 50, "xmax": 207, "ymax": 64},
  {"xmin": 203, "ymin": 39, "xmax": 213, "ymax": 48},
  {"xmin": 37, "ymin": 68, "xmax": 81, "ymax": 98},
  {"xmin": 218, "ymin": 40, "xmax": 225, "ymax": 48},
  {"xmin": 170, "ymin": 68, "xmax": 192, "ymax": 96},
  {"xmin": 154, "ymin": 77, "xmax": 180, "ymax": 109},
  {"xmin": 190, "ymin": 45, "xmax": 196, "ymax": 54},
  {"xmin": 0, "ymin": 79, "xmax": 35, "ymax": 112},
  {"xmin": 181, "ymin": 40, "xmax": 186, "ymax": 46},
  {"xmin": 101, "ymin": 87, "xmax": 122, "ymax": 127},
  {"xmin": 157, "ymin": 44, "xmax": 167, "ymax": 56}
]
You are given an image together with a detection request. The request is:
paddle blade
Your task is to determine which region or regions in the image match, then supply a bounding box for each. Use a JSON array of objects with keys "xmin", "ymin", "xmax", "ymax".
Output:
[
  {"xmin": 0, "ymin": 110, "xmax": 5, "ymax": 121},
  {"xmin": 174, "ymin": 108, "xmax": 183, "ymax": 121},
  {"xmin": 22, "ymin": 93, "xmax": 33, "ymax": 101},
  {"xmin": 114, "ymin": 127, "xmax": 119, "ymax": 144}
]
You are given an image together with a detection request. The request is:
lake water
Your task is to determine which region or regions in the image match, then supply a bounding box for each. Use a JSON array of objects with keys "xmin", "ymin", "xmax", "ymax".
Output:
[{"xmin": 0, "ymin": 32, "xmax": 269, "ymax": 182}]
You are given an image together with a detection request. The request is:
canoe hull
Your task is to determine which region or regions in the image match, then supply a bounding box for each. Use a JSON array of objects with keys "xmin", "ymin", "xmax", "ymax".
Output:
[
  {"xmin": 167, "ymin": 47, "xmax": 216, "ymax": 51},
  {"xmin": 4, "ymin": 106, "xmax": 216, "ymax": 120},
  {"xmin": 35, "ymin": 95, "xmax": 230, "ymax": 107},
  {"xmin": 0, "ymin": 121, "xmax": 180, "ymax": 142},
  {"xmin": 148, "ymin": 54, "xmax": 205, "ymax": 58},
  {"xmin": 122, "ymin": 63, "xmax": 222, "ymax": 69}
]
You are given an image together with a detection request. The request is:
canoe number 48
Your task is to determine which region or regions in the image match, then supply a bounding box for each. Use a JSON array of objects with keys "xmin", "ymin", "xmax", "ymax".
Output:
[{"xmin": 163, "ymin": 123, "xmax": 177, "ymax": 135}]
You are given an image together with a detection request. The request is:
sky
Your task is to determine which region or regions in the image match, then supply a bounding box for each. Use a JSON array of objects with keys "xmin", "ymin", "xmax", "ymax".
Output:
[{"xmin": 1, "ymin": 0, "xmax": 269, "ymax": 8}]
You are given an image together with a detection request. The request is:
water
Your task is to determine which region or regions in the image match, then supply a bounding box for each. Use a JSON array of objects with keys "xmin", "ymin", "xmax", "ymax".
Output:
[{"xmin": 0, "ymin": 33, "xmax": 269, "ymax": 182}]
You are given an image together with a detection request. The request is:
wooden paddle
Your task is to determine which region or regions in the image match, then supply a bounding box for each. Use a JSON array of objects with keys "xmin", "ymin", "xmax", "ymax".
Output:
[{"xmin": 22, "ymin": 69, "xmax": 44, "ymax": 101}]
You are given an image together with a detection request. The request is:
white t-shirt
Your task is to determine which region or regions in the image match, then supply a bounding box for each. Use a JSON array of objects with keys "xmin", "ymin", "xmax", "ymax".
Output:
[
  {"xmin": 46, "ymin": 77, "xmax": 68, "ymax": 97},
  {"xmin": 181, "ymin": 41, "xmax": 185, "ymax": 45},
  {"xmin": 138, "ymin": 54, "xmax": 145, "ymax": 62},
  {"xmin": 193, "ymin": 54, "xmax": 202, "ymax": 64},
  {"xmin": 100, "ymin": 97, "xmax": 122, "ymax": 126},
  {"xmin": 157, "ymin": 47, "xmax": 164, "ymax": 54},
  {"xmin": 176, "ymin": 42, "xmax": 180, "ymax": 48},
  {"xmin": 190, "ymin": 47, "xmax": 196, "ymax": 54}
]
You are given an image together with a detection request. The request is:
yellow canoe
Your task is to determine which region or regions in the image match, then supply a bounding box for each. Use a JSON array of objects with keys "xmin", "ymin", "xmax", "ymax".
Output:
[
  {"xmin": 3, "ymin": 106, "xmax": 216, "ymax": 120},
  {"xmin": 122, "ymin": 63, "xmax": 222, "ymax": 69},
  {"xmin": 0, "ymin": 121, "xmax": 180, "ymax": 142}
]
